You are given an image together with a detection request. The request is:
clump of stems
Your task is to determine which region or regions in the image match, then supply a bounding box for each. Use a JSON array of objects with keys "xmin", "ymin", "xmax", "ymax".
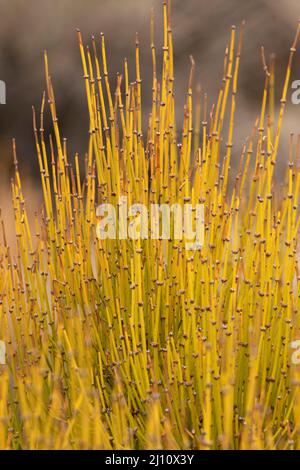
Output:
[{"xmin": 0, "ymin": 2, "xmax": 300, "ymax": 450}]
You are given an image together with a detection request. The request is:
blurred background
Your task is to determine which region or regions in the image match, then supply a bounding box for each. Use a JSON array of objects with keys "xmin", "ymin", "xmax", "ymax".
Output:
[{"xmin": 1, "ymin": 0, "xmax": 300, "ymax": 243}]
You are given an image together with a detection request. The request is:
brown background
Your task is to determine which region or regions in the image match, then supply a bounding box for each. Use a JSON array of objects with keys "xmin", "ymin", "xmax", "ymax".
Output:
[{"xmin": 0, "ymin": 0, "xmax": 300, "ymax": 243}]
